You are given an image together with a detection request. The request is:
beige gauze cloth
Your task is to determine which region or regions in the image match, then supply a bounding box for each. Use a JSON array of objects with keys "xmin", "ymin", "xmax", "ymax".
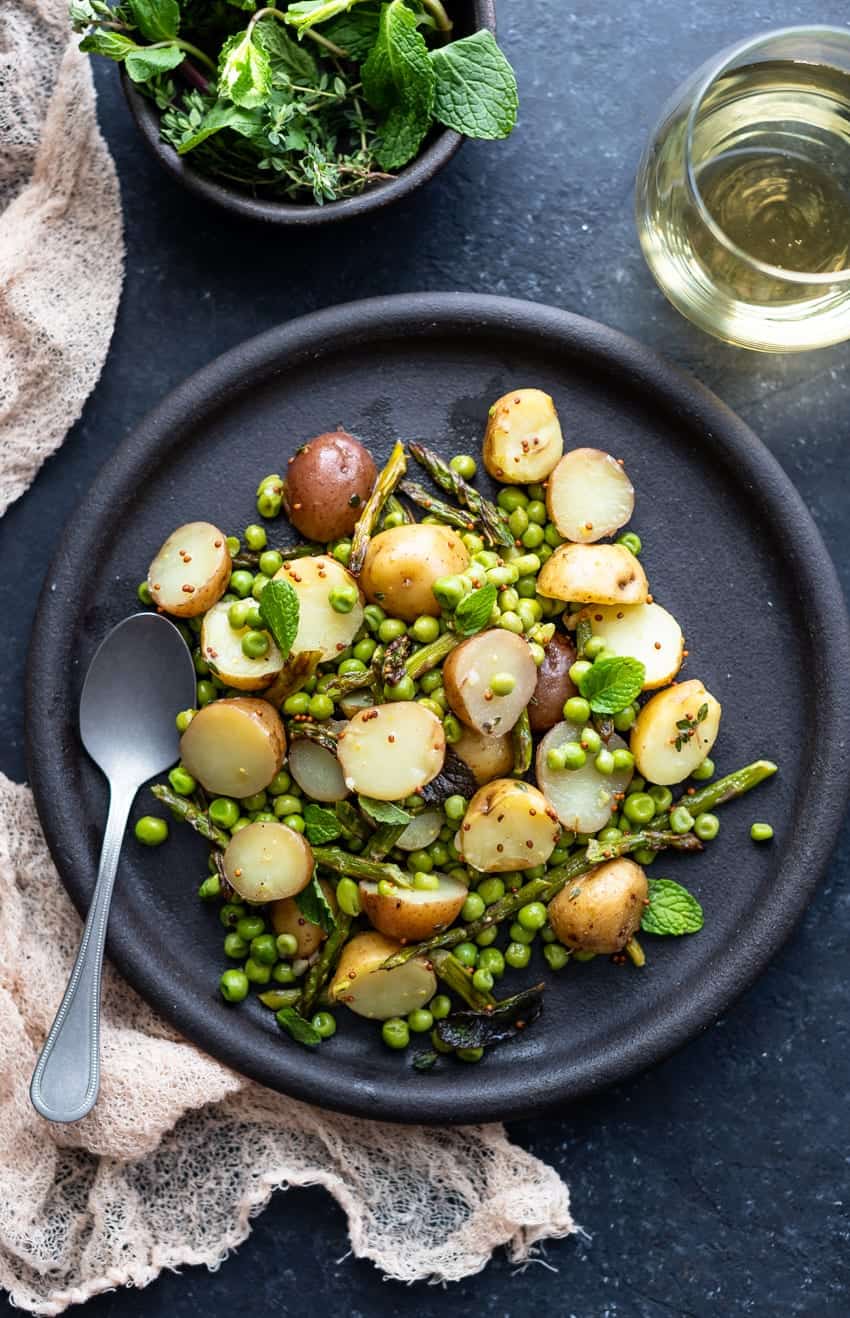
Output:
[{"xmin": 0, "ymin": 9, "xmax": 575, "ymax": 1314}]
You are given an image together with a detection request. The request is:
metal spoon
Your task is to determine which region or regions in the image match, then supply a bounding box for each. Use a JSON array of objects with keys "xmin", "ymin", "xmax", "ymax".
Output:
[{"xmin": 30, "ymin": 612, "xmax": 196, "ymax": 1123}]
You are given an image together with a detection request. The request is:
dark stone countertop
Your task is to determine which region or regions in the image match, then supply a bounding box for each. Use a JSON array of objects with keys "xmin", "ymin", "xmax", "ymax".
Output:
[{"xmin": 3, "ymin": 2, "xmax": 850, "ymax": 1314}]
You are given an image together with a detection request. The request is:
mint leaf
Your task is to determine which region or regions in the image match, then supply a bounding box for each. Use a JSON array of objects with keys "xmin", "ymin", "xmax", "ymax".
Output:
[
  {"xmin": 578, "ymin": 656, "xmax": 645, "ymax": 714},
  {"xmin": 79, "ymin": 31, "xmax": 140, "ymax": 61},
  {"xmin": 358, "ymin": 796, "xmax": 412, "ymax": 826},
  {"xmin": 254, "ymin": 16, "xmax": 318, "ymax": 81},
  {"xmin": 295, "ymin": 870, "xmax": 337, "ymax": 933},
  {"xmin": 362, "ymin": 0, "xmax": 434, "ymax": 167},
  {"xmin": 285, "ymin": 0, "xmax": 363, "ymax": 29},
  {"xmin": 258, "ymin": 579, "xmax": 300, "ymax": 660},
  {"xmin": 275, "ymin": 1006, "xmax": 322, "ymax": 1046},
  {"xmin": 303, "ymin": 803, "xmax": 343, "ymax": 846},
  {"xmin": 125, "ymin": 43, "xmax": 186, "ymax": 82},
  {"xmin": 430, "ymin": 31, "xmax": 518, "ymax": 139},
  {"xmin": 323, "ymin": 5, "xmax": 381, "ymax": 59},
  {"xmin": 175, "ymin": 100, "xmax": 262, "ymax": 155},
  {"xmin": 218, "ymin": 29, "xmax": 272, "ymax": 108},
  {"xmin": 376, "ymin": 102, "xmax": 430, "ymax": 170},
  {"xmin": 454, "ymin": 583, "xmax": 497, "ymax": 637},
  {"xmin": 641, "ymin": 879, "xmax": 704, "ymax": 936},
  {"xmin": 126, "ymin": 0, "xmax": 180, "ymax": 42}
]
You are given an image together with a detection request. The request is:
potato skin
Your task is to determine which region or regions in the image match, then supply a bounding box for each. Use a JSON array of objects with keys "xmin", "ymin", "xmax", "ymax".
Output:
[
  {"xmin": 359, "ymin": 524, "xmax": 469, "ymax": 620},
  {"xmin": 282, "ymin": 431, "xmax": 376, "ymax": 542},
  {"xmin": 528, "ymin": 632, "xmax": 578, "ymax": 731},
  {"xmin": 270, "ymin": 879, "xmax": 336, "ymax": 958},
  {"xmin": 548, "ymin": 858, "xmax": 648, "ymax": 954},
  {"xmin": 538, "ymin": 542, "xmax": 649, "ymax": 605},
  {"xmin": 358, "ymin": 879, "xmax": 467, "ymax": 942},
  {"xmin": 453, "ymin": 725, "xmax": 514, "ymax": 784},
  {"xmin": 179, "ymin": 697, "xmax": 286, "ymax": 797}
]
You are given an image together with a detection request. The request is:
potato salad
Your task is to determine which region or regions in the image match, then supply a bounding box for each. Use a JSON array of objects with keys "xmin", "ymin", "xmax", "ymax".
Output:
[{"xmin": 137, "ymin": 390, "xmax": 776, "ymax": 1064}]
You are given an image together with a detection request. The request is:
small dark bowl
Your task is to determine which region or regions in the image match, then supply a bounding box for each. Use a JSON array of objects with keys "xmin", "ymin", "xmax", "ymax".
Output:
[{"xmin": 122, "ymin": 0, "xmax": 497, "ymax": 225}]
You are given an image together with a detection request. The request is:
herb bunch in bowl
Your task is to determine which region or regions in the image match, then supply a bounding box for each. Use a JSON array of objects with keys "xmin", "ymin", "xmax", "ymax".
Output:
[{"xmin": 71, "ymin": 0, "xmax": 519, "ymax": 205}]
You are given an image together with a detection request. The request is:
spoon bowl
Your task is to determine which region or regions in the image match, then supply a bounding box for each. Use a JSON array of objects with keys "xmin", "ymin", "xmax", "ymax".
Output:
[{"xmin": 30, "ymin": 612, "xmax": 196, "ymax": 1122}]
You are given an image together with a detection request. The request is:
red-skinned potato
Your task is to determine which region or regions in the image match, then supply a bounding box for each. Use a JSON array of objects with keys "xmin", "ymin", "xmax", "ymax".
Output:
[
  {"xmin": 180, "ymin": 698, "xmax": 285, "ymax": 798},
  {"xmin": 359, "ymin": 524, "xmax": 469, "ymax": 620},
  {"xmin": 527, "ymin": 632, "xmax": 578, "ymax": 731},
  {"xmin": 547, "ymin": 858, "xmax": 648, "ymax": 953},
  {"xmin": 282, "ymin": 431, "xmax": 377, "ymax": 543}
]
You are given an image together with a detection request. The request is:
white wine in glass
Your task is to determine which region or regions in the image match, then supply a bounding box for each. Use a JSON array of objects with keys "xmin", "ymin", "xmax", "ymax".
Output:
[{"xmin": 635, "ymin": 27, "xmax": 850, "ymax": 351}]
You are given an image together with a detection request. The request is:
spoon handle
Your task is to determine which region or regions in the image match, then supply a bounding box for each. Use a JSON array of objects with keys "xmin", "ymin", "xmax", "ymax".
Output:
[{"xmin": 30, "ymin": 784, "xmax": 134, "ymax": 1122}]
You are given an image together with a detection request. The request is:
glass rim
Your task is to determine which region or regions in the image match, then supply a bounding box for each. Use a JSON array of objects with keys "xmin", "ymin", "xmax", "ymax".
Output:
[{"xmin": 684, "ymin": 24, "xmax": 850, "ymax": 286}]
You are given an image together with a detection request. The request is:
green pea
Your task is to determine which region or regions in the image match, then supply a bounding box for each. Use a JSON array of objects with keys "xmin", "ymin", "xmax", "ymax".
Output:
[
  {"xmin": 549, "ymin": 844, "xmax": 573, "ymax": 866},
  {"xmin": 597, "ymin": 827, "xmax": 622, "ymax": 845},
  {"xmin": 363, "ymin": 603, "xmax": 386, "ymax": 632},
  {"xmin": 505, "ymin": 941, "xmax": 531, "ymax": 968},
  {"xmin": 226, "ymin": 601, "xmax": 249, "ymax": 632},
  {"xmin": 563, "ymin": 696, "xmax": 591, "ymax": 724},
  {"xmin": 338, "ymin": 658, "xmax": 367, "ymax": 677},
  {"xmin": 283, "ymin": 814, "xmax": 306, "ymax": 833},
  {"xmin": 669, "ymin": 805, "xmax": 695, "ymax": 834},
  {"xmin": 581, "ymin": 634, "xmax": 605, "ymax": 661},
  {"xmin": 429, "ymin": 995, "xmax": 451, "ymax": 1023},
  {"xmin": 544, "ymin": 523, "xmax": 564, "ymax": 547},
  {"xmin": 175, "ymin": 708, "xmax": 196, "ymax": 734},
  {"xmin": 406, "ymin": 848, "xmax": 432, "ymax": 875},
  {"xmin": 449, "ymin": 453, "xmax": 477, "ymax": 479},
  {"xmin": 429, "ymin": 841, "xmax": 449, "ymax": 869},
  {"xmin": 476, "ymin": 877, "xmax": 505, "ymax": 905},
  {"xmin": 595, "ymin": 749, "xmax": 615, "ymax": 775},
  {"xmin": 626, "ymin": 774, "xmax": 646, "ymax": 795},
  {"xmin": 488, "ymin": 565, "xmax": 519, "ymax": 588},
  {"xmin": 568, "ymin": 660, "xmax": 592, "ymax": 686},
  {"xmin": 223, "ymin": 932, "xmax": 248, "ymax": 959},
  {"xmin": 219, "ymin": 969, "xmax": 249, "ymax": 1003},
  {"xmin": 539, "ymin": 923, "xmax": 557, "ymax": 944},
  {"xmin": 488, "ymin": 671, "xmax": 516, "ymax": 698},
  {"xmin": 443, "ymin": 794, "xmax": 467, "ymax": 822},
  {"xmin": 474, "ymin": 926, "xmax": 497, "ymax": 948},
  {"xmin": 137, "ymin": 580, "xmax": 153, "ymax": 606},
  {"xmin": 462, "ymin": 533, "xmax": 485, "ymax": 554},
  {"xmin": 241, "ymin": 790, "xmax": 267, "ymax": 812},
  {"xmin": 478, "ymin": 947, "xmax": 505, "ymax": 979},
  {"xmin": 508, "ymin": 507, "xmax": 529, "ymax": 537},
  {"xmin": 452, "ymin": 941, "xmax": 478, "ymax": 968},
  {"xmin": 219, "ymin": 902, "xmax": 246, "ymax": 928},
  {"xmin": 751, "ymin": 822, "xmax": 774, "ymax": 842},
  {"xmin": 283, "ymin": 692, "xmax": 311, "ymax": 716},
  {"xmin": 544, "ymin": 943, "xmax": 570, "ymax": 970},
  {"xmin": 378, "ymin": 618, "xmax": 407, "ymax": 643},
  {"xmin": 411, "ymin": 615, "xmax": 440, "ymax": 644},
  {"xmin": 509, "ymin": 921, "xmax": 536, "ymax": 946},
  {"xmin": 417, "ymin": 669, "xmax": 441, "ymax": 695},
  {"xmin": 236, "ymin": 915, "xmax": 266, "ymax": 942},
  {"xmin": 414, "ymin": 697, "xmax": 440, "ymax": 719},
  {"xmin": 327, "ymin": 878, "xmax": 357, "ymax": 920},
  {"xmin": 196, "ymin": 680, "xmax": 217, "ymax": 707},
  {"xmin": 497, "ymin": 611, "xmax": 524, "ymax": 634},
  {"xmin": 275, "ymin": 933, "xmax": 299, "ymax": 958},
  {"xmin": 692, "ymin": 757, "xmax": 715, "ymax": 782},
  {"xmin": 412, "ymin": 871, "xmax": 438, "ymax": 892},
  {"xmin": 647, "ymin": 785, "xmax": 673, "ymax": 813},
  {"xmin": 443, "ymin": 714, "xmax": 462, "ymax": 744},
  {"xmin": 405, "ymin": 1007, "xmax": 433, "ymax": 1035},
  {"xmin": 329, "ymin": 541, "xmax": 351, "ymax": 566},
  {"xmin": 329, "ymin": 582, "xmax": 358, "ymax": 614},
  {"xmin": 308, "ymin": 692, "xmax": 335, "ymax": 720},
  {"xmin": 311, "ymin": 1011, "xmax": 337, "ymax": 1039},
  {"xmin": 187, "ymin": 616, "xmax": 203, "ymax": 635},
  {"xmin": 383, "ymin": 509, "xmax": 406, "ymax": 529},
  {"xmin": 229, "ymin": 569, "xmax": 254, "ymax": 599},
  {"xmin": 168, "ymin": 765, "xmax": 197, "ymax": 796},
  {"xmin": 241, "ymin": 629, "xmax": 270, "ymax": 659},
  {"xmin": 497, "ymin": 488, "xmax": 528, "ymax": 513},
  {"xmin": 385, "ymin": 675, "xmax": 416, "ymax": 702},
  {"xmin": 694, "ymin": 812, "xmax": 720, "ymax": 841},
  {"xmin": 266, "ymin": 771, "xmax": 291, "ymax": 797},
  {"xmin": 562, "ymin": 743, "xmax": 587, "ymax": 771},
  {"xmin": 616, "ymin": 531, "xmax": 642, "ymax": 556},
  {"xmin": 432, "ymin": 575, "xmax": 467, "ymax": 610},
  {"xmin": 609, "ymin": 703, "xmax": 635, "ymax": 732},
  {"xmin": 238, "ymin": 525, "xmax": 264, "ymax": 553},
  {"xmin": 547, "ymin": 745, "xmax": 567, "ymax": 772},
  {"xmin": 472, "ymin": 968, "xmax": 494, "ymax": 994},
  {"xmin": 612, "ymin": 748, "xmax": 635, "ymax": 773},
  {"xmin": 633, "ymin": 846, "xmax": 656, "ymax": 865},
  {"xmin": 272, "ymin": 962, "xmax": 296, "ymax": 984},
  {"xmin": 521, "ymin": 523, "xmax": 545, "ymax": 549},
  {"xmin": 518, "ymin": 901, "xmax": 547, "ymax": 931},
  {"xmin": 192, "ymin": 649, "xmax": 210, "ymax": 677},
  {"xmin": 461, "ymin": 892, "xmax": 486, "ymax": 921},
  {"xmin": 353, "ymin": 638, "xmax": 377, "ymax": 663},
  {"xmin": 244, "ymin": 957, "xmax": 272, "ymax": 985},
  {"xmin": 623, "ymin": 792, "xmax": 656, "ymax": 825},
  {"xmin": 250, "ymin": 933, "xmax": 278, "ymax": 965},
  {"xmin": 382, "ymin": 1018, "xmax": 410, "ymax": 1049},
  {"xmin": 135, "ymin": 815, "xmax": 168, "ymax": 846},
  {"xmin": 198, "ymin": 874, "xmax": 221, "ymax": 901}
]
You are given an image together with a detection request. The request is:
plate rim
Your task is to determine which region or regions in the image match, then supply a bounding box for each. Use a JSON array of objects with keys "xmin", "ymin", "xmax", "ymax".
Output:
[{"xmin": 26, "ymin": 292, "xmax": 850, "ymax": 1123}]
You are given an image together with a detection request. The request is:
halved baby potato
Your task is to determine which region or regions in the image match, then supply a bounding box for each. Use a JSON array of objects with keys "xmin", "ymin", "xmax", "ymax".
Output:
[
  {"xmin": 329, "ymin": 931, "xmax": 436, "ymax": 1020},
  {"xmin": 201, "ymin": 601, "xmax": 283, "ymax": 691},
  {"xmin": 270, "ymin": 879, "xmax": 336, "ymax": 958},
  {"xmin": 180, "ymin": 697, "xmax": 285, "ymax": 798},
  {"xmin": 630, "ymin": 679, "xmax": 721, "ymax": 785},
  {"xmin": 223, "ymin": 820, "xmax": 313, "ymax": 904},
  {"xmin": 482, "ymin": 388, "xmax": 563, "ymax": 484},
  {"xmin": 538, "ymin": 542, "xmax": 649, "ymax": 606},
  {"xmin": 579, "ymin": 601, "xmax": 684, "ymax": 690},
  {"xmin": 147, "ymin": 521, "xmax": 231, "ymax": 617},
  {"xmin": 546, "ymin": 449, "xmax": 635, "ymax": 543},
  {"xmin": 443, "ymin": 630, "xmax": 537, "ymax": 737},
  {"xmin": 288, "ymin": 729, "xmax": 349, "ymax": 802},
  {"xmin": 359, "ymin": 875, "xmax": 467, "ymax": 942},
  {"xmin": 336, "ymin": 703, "xmax": 445, "ymax": 800},
  {"xmin": 395, "ymin": 807, "xmax": 444, "ymax": 851},
  {"xmin": 274, "ymin": 555, "xmax": 363, "ymax": 661},
  {"xmin": 452, "ymin": 725, "xmax": 515, "ymax": 785},
  {"xmin": 548, "ymin": 857, "xmax": 648, "ymax": 954},
  {"xmin": 456, "ymin": 779, "xmax": 560, "ymax": 873},
  {"xmin": 536, "ymin": 725, "xmax": 633, "ymax": 835},
  {"xmin": 359, "ymin": 523, "xmax": 469, "ymax": 621}
]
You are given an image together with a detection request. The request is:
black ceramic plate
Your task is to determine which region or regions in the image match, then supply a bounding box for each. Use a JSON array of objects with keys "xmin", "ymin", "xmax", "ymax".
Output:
[{"xmin": 27, "ymin": 294, "xmax": 850, "ymax": 1125}]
